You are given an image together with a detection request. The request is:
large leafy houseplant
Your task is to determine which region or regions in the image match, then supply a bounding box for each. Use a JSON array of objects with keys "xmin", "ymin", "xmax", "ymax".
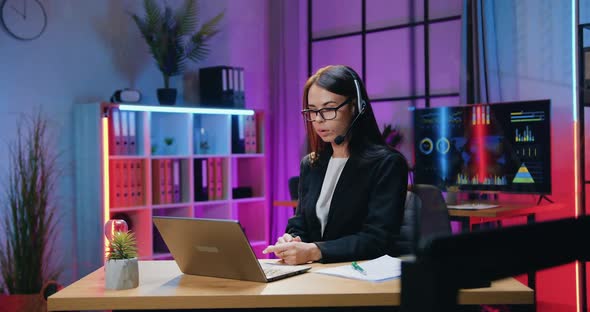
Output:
[
  {"xmin": 0, "ymin": 112, "xmax": 61, "ymax": 309},
  {"xmin": 131, "ymin": 0, "xmax": 224, "ymax": 104}
]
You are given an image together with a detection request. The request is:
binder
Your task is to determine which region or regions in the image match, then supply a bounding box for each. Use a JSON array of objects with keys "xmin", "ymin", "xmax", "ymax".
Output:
[
  {"xmin": 245, "ymin": 115, "xmax": 251, "ymax": 153},
  {"xmin": 165, "ymin": 159, "xmax": 173, "ymax": 204},
  {"xmin": 135, "ymin": 160, "xmax": 144, "ymax": 206},
  {"xmin": 107, "ymin": 107, "xmax": 116, "ymax": 155},
  {"xmin": 172, "ymin": 159, "xmax": 181, "ymax": 203},
  {"xmin": 128, "ymin": 160, "xmax": 136, "ymax": 206},
  {"xmin": 228, "ymin": 68, "xmax": 233, "ymax": 92},
  {"xmin": 222, "ymin": 68, "xmax": 228, "ymax": 92},
  {"xmin": 121, "ymin": 160, "xmax": 130, "ymax": 206},
  {"xmin": 215, "ymin": 158, "xmax": 223, "ymax": 199},
  {"xmin": 108, "ymin": 160, "xmax": 117, "ymax": 207},
  {"xmin": 194, "ymin": 158, "xmax": 208, "ymax": 201},
  {"xmin": 113, "ymin": 160, "xmax": 123, "ymax": 207},
  {"xmin": 111, "ymin": 107, "xmax": 122, "ymax": 155},
  {"xmin": 160, "ymin": 159, "xmax": 167, "ymax": 204},
  {"xmin": 233, "ymin": 68, "xmax": 241, "ymax": 106},
  {"xmin": 120, "ymin": 111, "xmax": 129, "ymax": 155},
  {"xmin": 231, "ymin": 115, "xmax": 245, "ymax": 154},
  {"xmin": 245, "ymin": 115, "xmax": 257, "ymax": 153},
  {"xmin": 128, "ymin": 112, "xmax": 137, "ymax": 155},
  {"xmin": 238, "ymin": 68, "xmax": 245, "ymax": 106},
  {"xmin": 208, "ymin": 158, "xmax": 216, "ymax": 200},
  {"xmin": 152, "ymin": 160, "xmax": 161, "ymax": 204},
  {"xmin": 232, "ymin": 68, "xmax": 239, "ymax": 105}
]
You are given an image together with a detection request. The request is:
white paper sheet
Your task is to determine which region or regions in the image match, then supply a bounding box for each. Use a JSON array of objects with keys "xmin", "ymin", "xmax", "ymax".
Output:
[
  {"xmin": 314, "ymin": 255, "xmax": 401, "ymax": 282},
  {"xmin": 447, "ymin": 203, "xmax": 500, "ymax": 210}
]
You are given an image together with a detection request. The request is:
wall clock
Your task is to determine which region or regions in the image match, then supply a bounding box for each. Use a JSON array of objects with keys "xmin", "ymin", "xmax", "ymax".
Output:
[{"xmin": 1, "ymin": 0, "xmax": 47, "ymax": 40}]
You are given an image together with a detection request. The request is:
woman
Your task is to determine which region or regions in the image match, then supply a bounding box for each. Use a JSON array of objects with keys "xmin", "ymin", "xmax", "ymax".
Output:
[{"xmin": 263, "ymin": 65, "xmax": 408, "ymax": 265}]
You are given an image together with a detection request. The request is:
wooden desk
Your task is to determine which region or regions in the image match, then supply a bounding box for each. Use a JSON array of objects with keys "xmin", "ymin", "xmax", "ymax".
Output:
[
  {"xmin": 274, "ymin": 199, "xmax": 562, "ymax": 290},
  {"xmin": 448, "ymin": 202, "xmax": 564, "ymax": 230},
  {"xmin": 48, "ymin": 260, "xmax": 533, "ymax": 311}
]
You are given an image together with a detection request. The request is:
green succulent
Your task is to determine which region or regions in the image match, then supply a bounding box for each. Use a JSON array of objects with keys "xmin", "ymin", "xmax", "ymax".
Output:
[
  {"xmin": 106, "ymin": 231, "xmax": 138, "ymax": 260},
  {"xmin": 131, "ymin": 0, "xmax": 225, "ymax": 88}
]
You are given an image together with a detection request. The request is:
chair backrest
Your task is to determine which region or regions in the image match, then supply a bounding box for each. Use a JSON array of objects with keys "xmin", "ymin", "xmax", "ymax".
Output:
[
  {"xmin": 398, "ymin": 184, "xmax": 452, "ymax": 255},
  {"xmin": 288, "ymin": 176, "xmax": 299, "ymax": 200},
  {"xmin": 400, "ymin": 215, "xmax": 590, "ymax": 312},
  {"xmin": 398, "ymin": 191, "xmax": 419, "ymax": 255}
]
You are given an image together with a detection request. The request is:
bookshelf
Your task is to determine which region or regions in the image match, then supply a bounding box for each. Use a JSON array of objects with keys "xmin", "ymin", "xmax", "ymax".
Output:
[{"xmin": 74, "ymin": 103, "xmax": 268, "ymax": 277}]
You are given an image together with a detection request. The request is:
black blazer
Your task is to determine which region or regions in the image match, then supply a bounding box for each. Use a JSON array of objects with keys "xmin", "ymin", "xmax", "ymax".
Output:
[{"xmin": 286, "ymin": 147, "xmax": 408, "ymax": 263}]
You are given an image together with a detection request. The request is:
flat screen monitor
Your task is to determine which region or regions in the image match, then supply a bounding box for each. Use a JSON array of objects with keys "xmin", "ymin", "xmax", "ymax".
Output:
[{"xmin": 413, "ymin": 100, "xmax": 551, "ymax": 194}]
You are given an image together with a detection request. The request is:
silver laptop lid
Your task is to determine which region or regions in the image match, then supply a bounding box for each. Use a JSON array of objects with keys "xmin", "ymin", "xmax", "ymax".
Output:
[{"xmin": 153, "ymin": 216, "xmax": 267, "ymax": 282}]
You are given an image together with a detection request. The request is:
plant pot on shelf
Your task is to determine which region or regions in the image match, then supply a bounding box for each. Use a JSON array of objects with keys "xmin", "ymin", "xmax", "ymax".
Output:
[
  {"xmin": 105, "ymin": 257, "xmax": 139, "ymax": 290},
  {"xmin": 157, "ymin": 88, "xmax": 177, "ymax": 105}
]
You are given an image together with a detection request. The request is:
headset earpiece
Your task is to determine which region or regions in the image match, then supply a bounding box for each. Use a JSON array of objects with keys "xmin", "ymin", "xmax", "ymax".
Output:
[
  {"xmin": 342, "ymin": 66, "xmax": 365, "ymax": 115},
  {"xmin": 334, "ymin": 66, "xmax": 366, "ymax": 145}
]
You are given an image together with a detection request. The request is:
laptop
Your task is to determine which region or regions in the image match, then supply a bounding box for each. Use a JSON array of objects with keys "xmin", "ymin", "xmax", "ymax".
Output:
[{"xmin": 152, "ymin": 216, "xmax": 311, "ymax": 282}]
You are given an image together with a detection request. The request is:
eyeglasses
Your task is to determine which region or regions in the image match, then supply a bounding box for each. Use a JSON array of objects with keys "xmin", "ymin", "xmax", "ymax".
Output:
[{"xmin": 301, "ymin": 97, "xmax": 352, "ymax": 122}]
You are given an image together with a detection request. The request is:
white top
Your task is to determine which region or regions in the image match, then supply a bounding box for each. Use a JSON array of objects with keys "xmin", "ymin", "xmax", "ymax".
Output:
[{"xmin": 316, "ymin": 157, "xmax": 349, "ymax": 236}]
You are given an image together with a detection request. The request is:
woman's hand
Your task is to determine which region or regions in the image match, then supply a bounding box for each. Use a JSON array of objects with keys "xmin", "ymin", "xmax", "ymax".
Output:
[
  {"xmin": 262, "ymin": 241, "xmax": 322, "ymax": 265},
  {"xmin": 276, "ymin": 233, "xmax": 302, "ymax": 244}
]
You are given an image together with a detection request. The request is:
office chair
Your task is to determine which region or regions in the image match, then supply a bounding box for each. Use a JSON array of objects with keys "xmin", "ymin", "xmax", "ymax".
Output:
[
  {"xmin": 398, "ymin": 184, "xmax": 452, "ymax": 255},
  {"xmin": 400, "ymin": 215, "xmax": 590, "ymax": 312}
]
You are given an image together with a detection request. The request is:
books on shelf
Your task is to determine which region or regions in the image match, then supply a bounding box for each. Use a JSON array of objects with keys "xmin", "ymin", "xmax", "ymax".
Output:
[
  {"xmin": 200, "ymin": 66, "xmax": 245, "ymax": 108},
  {"xmin": 109, "ymin": 159, "xmax": 145, "ymax": 208},
  {"xmin": 151, "ymin": 159, "xmax": 184, "ymax": 205},
  {"xmin": 231, "ymin": 115, "xmax": 258, "ymax": 154},
  {"xmin": 107, "ymin": 107, "xmax": 138, "ymax": 155}
]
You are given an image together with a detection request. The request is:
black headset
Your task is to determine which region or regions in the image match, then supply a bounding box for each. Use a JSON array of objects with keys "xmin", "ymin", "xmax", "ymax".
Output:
[{"xmin": 334, "ymin": 66, "xmax": 367, "ymax": 145}]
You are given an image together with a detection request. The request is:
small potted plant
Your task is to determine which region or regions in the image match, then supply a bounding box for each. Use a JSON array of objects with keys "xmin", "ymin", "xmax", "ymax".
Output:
[
  {"xmin": 445, "ymin": 185, "xmax": 460, "ymax": 205},
  {"xmin": 164, "ymin": 136, "xmax": 175, "ymax": 155},
  {"xmin": 105, "ymin": 231, "xmax": 139, "ymax": 290},
  {"xmin": 382, "ymin": 124, "xmax": 404, "ymax": 149},
  {"xmin": 131, "ymin": 0, "xmax": 224, "ymax": 105}
]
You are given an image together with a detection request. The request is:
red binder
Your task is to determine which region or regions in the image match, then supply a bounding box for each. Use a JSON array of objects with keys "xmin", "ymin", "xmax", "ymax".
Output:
[
  {"xmin": 215, "ymin": 158, "xmax": 223, "ymax": 199},
  {"xmin": 208, "ymin": 158, "xmax": 216, "ymax": 200}
]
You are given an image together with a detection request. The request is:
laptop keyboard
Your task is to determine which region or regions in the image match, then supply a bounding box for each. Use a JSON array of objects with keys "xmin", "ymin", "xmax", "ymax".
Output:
[{"xmin": 260, "ymin": 263, "xmax": 305, "ymax": 279}]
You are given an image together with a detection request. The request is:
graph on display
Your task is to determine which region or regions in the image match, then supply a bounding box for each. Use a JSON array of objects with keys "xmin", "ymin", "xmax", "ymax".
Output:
[
  {"xmin": 456, "ymin": 173, "xmax": 508, "ymax": 185},
  {"xmin": 413, "ymin": 100, "xmax": 551, "ymax": 194},
  {"xmin": 516, "ymin": 146, "xmax": 539, "ymax": 157},
  {"xmin": 512, "ymin": 163, "xmax": 535, "ymax": 184},
  {"xmin": 510, "ymin": 110, "xmax": 545, "ymax": 123},
  {"xmin": 515, "ymin": 126, "xmax": 535, "ymax": 142}
]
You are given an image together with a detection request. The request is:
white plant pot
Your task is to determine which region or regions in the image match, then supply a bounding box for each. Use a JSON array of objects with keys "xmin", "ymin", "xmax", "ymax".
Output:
[{"xmin": 105, "ymin": 257, "xmax": 139, "ymax": 290}]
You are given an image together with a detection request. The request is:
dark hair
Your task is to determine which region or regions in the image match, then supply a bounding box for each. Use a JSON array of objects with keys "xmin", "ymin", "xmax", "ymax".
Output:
[{"xmin": 302, "ymin": 65, "xmax": 386, "ymax": 164}]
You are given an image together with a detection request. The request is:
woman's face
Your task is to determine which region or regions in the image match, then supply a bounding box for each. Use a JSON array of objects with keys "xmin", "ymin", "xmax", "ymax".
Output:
[{"xmin": 306, "ymin": 84, "xmax": 354, "ymax": 143}]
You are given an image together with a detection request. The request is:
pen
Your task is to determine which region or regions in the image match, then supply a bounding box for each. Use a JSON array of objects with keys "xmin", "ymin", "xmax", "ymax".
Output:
[{"xmin": 351, "ymin": 261, "xmax": 367, "ymax": 275}]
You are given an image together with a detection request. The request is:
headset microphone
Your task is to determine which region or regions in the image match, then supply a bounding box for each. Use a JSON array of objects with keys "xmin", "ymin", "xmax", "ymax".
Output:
[
  {"xmin": 334, "ymin": 71, "xmax": 366, "ymax": 145},
  {"xmin": 335, "ymin": 106, "xmax": 364, "ymax": 144}
]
